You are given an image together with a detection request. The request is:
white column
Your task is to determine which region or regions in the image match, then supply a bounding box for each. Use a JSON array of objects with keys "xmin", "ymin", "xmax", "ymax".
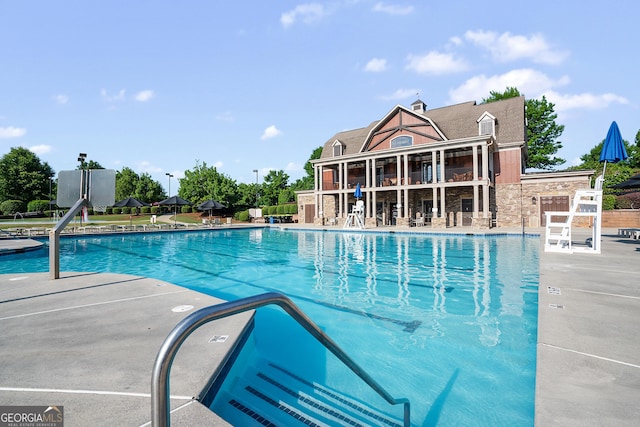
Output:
[
  {"xmin": 472, "ymin": 145, "xmax": 479, "ymax": 180},
  {"xmin": 431, "ymin": 150, "xmax": 437, "ymax": 183},
  {"xmin": 482, "ymin": 143, "xmax": 490, "ymax": 219},
  {"xmin": 473, "ymin": 184, "xmax": 479, "ymax": 218}
]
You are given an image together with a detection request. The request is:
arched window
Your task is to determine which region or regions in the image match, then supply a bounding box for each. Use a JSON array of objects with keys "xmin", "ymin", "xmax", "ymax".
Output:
[{"xmin": 391, "ymin": 135, "xmax": 413, "ymax": 148}]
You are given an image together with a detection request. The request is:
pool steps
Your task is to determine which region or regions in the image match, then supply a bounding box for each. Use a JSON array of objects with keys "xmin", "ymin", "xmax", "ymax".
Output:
[{"xmin": 213, "ymin": 357, "xmax": 403, "ymax": 427}]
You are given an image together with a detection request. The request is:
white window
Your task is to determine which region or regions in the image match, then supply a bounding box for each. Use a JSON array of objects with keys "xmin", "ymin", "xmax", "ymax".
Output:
[
  {"xmin": 477, "ymin": 112, "xmax": 496, "ymax": 137},
  {"xmin": 332, "ymin": 142, "xmax": 343, "ymax": 157},
  {"xmin": 391, "ymin": 135, "xmax": 412, "ymax": 148}
]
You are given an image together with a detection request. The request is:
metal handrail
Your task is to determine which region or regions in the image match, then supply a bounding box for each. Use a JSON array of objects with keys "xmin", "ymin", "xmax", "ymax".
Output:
[{"xmin": 151, "ymin": 292, "xmax": 410, "ymax": 427}]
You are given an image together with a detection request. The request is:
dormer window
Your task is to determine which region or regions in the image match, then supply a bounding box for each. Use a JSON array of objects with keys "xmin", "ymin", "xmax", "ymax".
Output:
[
  {"xmin": 332, "ymin": 141, "xmax": 344, "ymax": 157},
  {"xmin": 477, "ymin": 112, "xmax": 496, "ymax": 137},
  {"xmin": 391, "ymin": 135, "xmax": 413, "ymax": 148}
]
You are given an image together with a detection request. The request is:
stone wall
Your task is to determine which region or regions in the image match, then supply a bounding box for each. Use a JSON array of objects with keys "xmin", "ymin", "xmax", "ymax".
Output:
[{"xmin": 496, "ymin": 177, "xmax": 593, "ymax": 228}]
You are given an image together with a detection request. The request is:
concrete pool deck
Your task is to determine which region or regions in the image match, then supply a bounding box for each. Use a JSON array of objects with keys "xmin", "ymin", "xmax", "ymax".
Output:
[
  {"xmin": 0, "ymin": 271, "xmax": 249, "ymax": 426},
  {"xmin": 0, "ymin": 226, "xmax": 638, "ymax": 426}
]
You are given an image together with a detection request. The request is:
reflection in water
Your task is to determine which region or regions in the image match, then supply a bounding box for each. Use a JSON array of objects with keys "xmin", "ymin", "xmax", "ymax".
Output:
[{"xmin": 301, "ymin": 231, "xmax": 532, "ymax": 350}]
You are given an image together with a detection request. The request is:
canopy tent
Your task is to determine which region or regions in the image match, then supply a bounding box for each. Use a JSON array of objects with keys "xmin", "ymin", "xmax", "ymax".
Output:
[{"xmin": 113, "ymin": 197, "xmax": 149, "ymax": 208}]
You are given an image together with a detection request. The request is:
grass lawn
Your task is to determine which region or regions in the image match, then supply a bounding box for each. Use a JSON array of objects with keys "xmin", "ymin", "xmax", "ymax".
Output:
[{"xmin": 0, "ymin": 212, "xmax": 227, "ymax": 231}]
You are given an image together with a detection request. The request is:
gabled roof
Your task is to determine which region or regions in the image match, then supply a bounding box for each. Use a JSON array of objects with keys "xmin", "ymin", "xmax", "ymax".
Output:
[{"xmin": 318, "ymin": 96, "xmax": 526, "ymax": 160}]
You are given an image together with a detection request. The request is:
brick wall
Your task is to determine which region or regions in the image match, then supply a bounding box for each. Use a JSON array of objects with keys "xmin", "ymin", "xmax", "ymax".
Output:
[{"xmin": 602, "ymin": 210, "xmax": 640, "ymax": 228}]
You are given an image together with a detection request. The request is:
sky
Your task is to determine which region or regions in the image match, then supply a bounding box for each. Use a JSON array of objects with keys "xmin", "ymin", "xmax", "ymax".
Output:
[{"xmin": 1, "ymin": 1, "xmax": 638, "ymax": 193}]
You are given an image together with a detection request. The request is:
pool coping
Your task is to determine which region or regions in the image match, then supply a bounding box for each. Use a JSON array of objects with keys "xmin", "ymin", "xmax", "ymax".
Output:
[{"xmin": 1, "ymin": 227, "xmax": 638, "ymax": 425}]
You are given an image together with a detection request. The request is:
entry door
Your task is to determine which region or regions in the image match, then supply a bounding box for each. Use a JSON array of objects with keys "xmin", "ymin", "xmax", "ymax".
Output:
[
  {"xmin": 539, "ymin": 196, "xmax": 569, "ymax": 226},
  {"xmin": 305, "ymin": 204, "xmax": 315, "ymax": 223}
]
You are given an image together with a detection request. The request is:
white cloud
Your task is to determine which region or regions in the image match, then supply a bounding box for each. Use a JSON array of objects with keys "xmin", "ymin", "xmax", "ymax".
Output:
[
  {"xmin": 380, "ymin": 88, "xmax": 420, "ymax": 101},
  {"xmin": 134, "ymin": 90, "xmax": 154, "ymax": 102},
  {"xmin": 448, "ymin": 36, "xmax": 463, "ymax": 47},
  {"xmin": 53, "ymin": 94, "xmax": 69, "ymax": 105},
  {"xmin": 213, "ymin": 161, "xmax": 224, "ymax": 168},
  {"xmin": 215, "ymin": 111, "xmax": 234, "ymax": 122},
  {"xmin": 101, "ymin": 88, "xmax": 126, "ymax": 102},
  {"xmin": 465, "ymin": 30, "xmax": 569, "ymax": 65},
  {"xmin": 29, "ymin": 144, "xmax": 52, "ymax": 155},
  {"xmin": 448, "ymin": 68, "xmax": 570, "ymax": 104},
  {"xmin": 542, "ymin": 90, "xmax": 629, "ymax": 112},
  {"xmin": 285, "ymin": 162, "xmax": 302, "ymax": 172},
  {"xmin": 364, "ymin": 58, "xmax": 387, "ymax": 72},
  {"xmin": 372, "ymin": 2, "xmax": 414, "ymax": 15},
  {"xmin": 136, "ymin": 160, "xmax": 163, "ymax": 174},
  {"xmin": 0, "ymin": 126, "xmax": 27, "ymax": 139},
  {"xmin": 261, "ymin": 125, "xmax": 282, "ymax": 140},
  {"xmin": 406, "ymin": 51, "xmax": 469, "ymax": 75},
  {"xmin": 281, "ymin": 3, "xmax": 325, "ymax": 28}
]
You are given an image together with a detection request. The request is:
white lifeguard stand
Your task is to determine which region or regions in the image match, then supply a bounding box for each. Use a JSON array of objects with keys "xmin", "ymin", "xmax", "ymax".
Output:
[{"xmin": 343, "ymin": 200, "xmax": 365, "ymax": 229}]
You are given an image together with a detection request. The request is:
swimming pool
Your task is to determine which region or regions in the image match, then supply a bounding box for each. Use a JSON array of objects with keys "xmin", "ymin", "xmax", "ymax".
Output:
[{"xmin": 1, "ymin": 228, "xmax": 539, "ymax": 425}]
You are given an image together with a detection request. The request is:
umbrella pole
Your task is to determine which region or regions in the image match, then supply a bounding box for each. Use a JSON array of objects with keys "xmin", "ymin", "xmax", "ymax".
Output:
[{"xmin": 602, "ymin": 160, "xmax": 607, "ymax": 180}]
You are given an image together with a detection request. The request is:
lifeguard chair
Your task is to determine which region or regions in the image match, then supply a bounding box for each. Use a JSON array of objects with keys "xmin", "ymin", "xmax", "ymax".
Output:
[{"xmin": 343, "ymin": 200, "xmax": 365, "ymax": 229}]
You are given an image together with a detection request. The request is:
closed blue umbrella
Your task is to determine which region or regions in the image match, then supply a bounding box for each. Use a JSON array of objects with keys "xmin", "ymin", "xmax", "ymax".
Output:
[
  {"xmin": 600, "ymin": 121, "xmax": 628, "ymax": 178},
  {"xmin": 354, "ymin": 182, "xmax": 362, "ymax": 199}
]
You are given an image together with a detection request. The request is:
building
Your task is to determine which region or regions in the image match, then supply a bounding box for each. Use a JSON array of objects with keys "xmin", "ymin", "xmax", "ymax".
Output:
[{"xmin": 297, "ymin": 97, "xmax": 593, "ymax": 229}]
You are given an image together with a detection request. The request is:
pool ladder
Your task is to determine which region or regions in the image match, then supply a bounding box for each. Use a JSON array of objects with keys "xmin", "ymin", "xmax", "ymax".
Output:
[{"xmin": 151, "ymin": 291, "xmax": 411, "ymax": 427}]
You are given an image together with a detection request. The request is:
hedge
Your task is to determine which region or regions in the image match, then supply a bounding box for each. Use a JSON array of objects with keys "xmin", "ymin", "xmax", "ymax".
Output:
[
  {"xmin": 181, "ymin": 206, "xmax": 191, "ymax": 213},
  {"xmin": 0, "ymin": 200, "xmax": 25, "ymax": 215},
  {"xmin": 237, "ymin": 210, "xmax": 250, "ymax": 221},
  {"xmin": 28, "ymin": 200, "xmax": 50, "ymax": 213},
  {"xmin": 602, "ymin": 195, "xmax": 616, "ymax": 210}
]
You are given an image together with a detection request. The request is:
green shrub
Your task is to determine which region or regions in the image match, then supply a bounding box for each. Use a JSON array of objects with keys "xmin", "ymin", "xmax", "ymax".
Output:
[
  {"xmin": 181, "ymin": 205, "xmax": 191, "ymax": 213},
  {"xmin": 121, "ymin": 207, "xmax": 131, "ymax": 214},
  {"xmin": 238, "ymin": 210, "xmax": 250, "ymax": 221},
  {"xmin": 140, "ymin": 206, "xmax": 151, "ymax": 214},
  {"xmin": 285, "ymin": 204, "xmax": 298, "ymax": 214},
  {"xmin": 87, "ymin": 207, "xmax": 94, "ymax": 215},
  {"xmin": 28, "ymin": 200, "xmax": 49, "ymax": 213},
  {"xmin": 602, "ymin": 195, "xmax": 616, "ymax": 210},
  {"xmin": 105, "ymin": 207, "xmax": 113, "ymax": 215},
  {"xmin": 276, "ymin": 205, "xmax": 285, "ymax": 214},
  {"xmin": 112, "ymin": 207, "xmax": 122, "ymax": 215},
  {"xmin": 268, "ymin": 205, "xmax": 278, "ymax": 215},
  {"xmin": 0, "ymin": 200, "xmax": 25, "ymax": 215},
  {"xmin": 150, "ymin": 206, "xmax": 159, "ymax": 214},
  {"xmin": 44, "ymin": 210, "xmax": 54, "ymax": 218}
]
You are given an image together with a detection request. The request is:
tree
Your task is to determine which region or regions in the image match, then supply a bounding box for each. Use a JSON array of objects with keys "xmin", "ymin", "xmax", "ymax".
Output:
[
  {"xmin": 261, "ymin": 170, "xmax": 290, "ymax": 206},
  {"xmin": 569, "ymin": 137, "xmax": 637, "ymax": 191},
  {"xmin": 115, "ymin": 167, "xmax": 139, "ymax": 201},
  {"xmin": 291, "ymin": 145, "xmax": 323, "ymax": 191},
  {"xmin": 0, "ymin": 147, "xmax": 55, "ymax": 203},
  {"xmin": 136, "ymin": 173, "xmax": 165, "ymax": 203},
  {"xmin": 236, "ymin": 182, "xmax": 260, "ymax": 209},
  {"xmin": 483, "ymin": 87, "xmax": 565, "ymax": 169},
  {"xmin": 179, "ymin": 161, "xmax": 238, "ymax": 208},
  {"xmin": 76, "ymin": 159, "xmax": 104, "ymax": 170},
  {"xmin": 115, "ymin": 167, "xmax": 165, "ymax": 203}
]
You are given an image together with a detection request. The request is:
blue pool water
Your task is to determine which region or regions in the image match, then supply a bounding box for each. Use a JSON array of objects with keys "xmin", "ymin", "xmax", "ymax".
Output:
[{"xmin": 1, "ymin": 228, "xmax": 539, "ymax": 426}]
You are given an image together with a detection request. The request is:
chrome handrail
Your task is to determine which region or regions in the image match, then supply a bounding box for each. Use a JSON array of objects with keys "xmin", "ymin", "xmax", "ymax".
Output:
[{"xmin": 151, "ymin": 291, "xmax": 410, "ymax": 427}]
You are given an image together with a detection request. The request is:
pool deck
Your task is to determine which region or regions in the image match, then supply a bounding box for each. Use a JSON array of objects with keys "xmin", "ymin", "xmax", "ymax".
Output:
[{"xmin": 0, "ymin": 226, "xmax": 639, "ymax": 426}]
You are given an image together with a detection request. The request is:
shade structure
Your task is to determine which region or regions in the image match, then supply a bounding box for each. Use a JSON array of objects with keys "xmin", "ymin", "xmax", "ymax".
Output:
[
  {"xmin": 600, "ymin": 121, "xmax": 628, "ymax": 177},
  {"xmin": 354, "ymin": 182, "xmax": 362, "ymax": 199},
  {"xmin": 158, "ymin": 196, "xmax": 192, "ymax": 206},
  {"xmin": 611, "ymin": 173, "xmax": 640, "ymax": 190},
  {"xmin": 113, "ymin": 197, "xmax": 149, "ymax": 208},
  {"xmin": 197, "ymin": 200, "xmax": 226, "ymax": 211}
]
